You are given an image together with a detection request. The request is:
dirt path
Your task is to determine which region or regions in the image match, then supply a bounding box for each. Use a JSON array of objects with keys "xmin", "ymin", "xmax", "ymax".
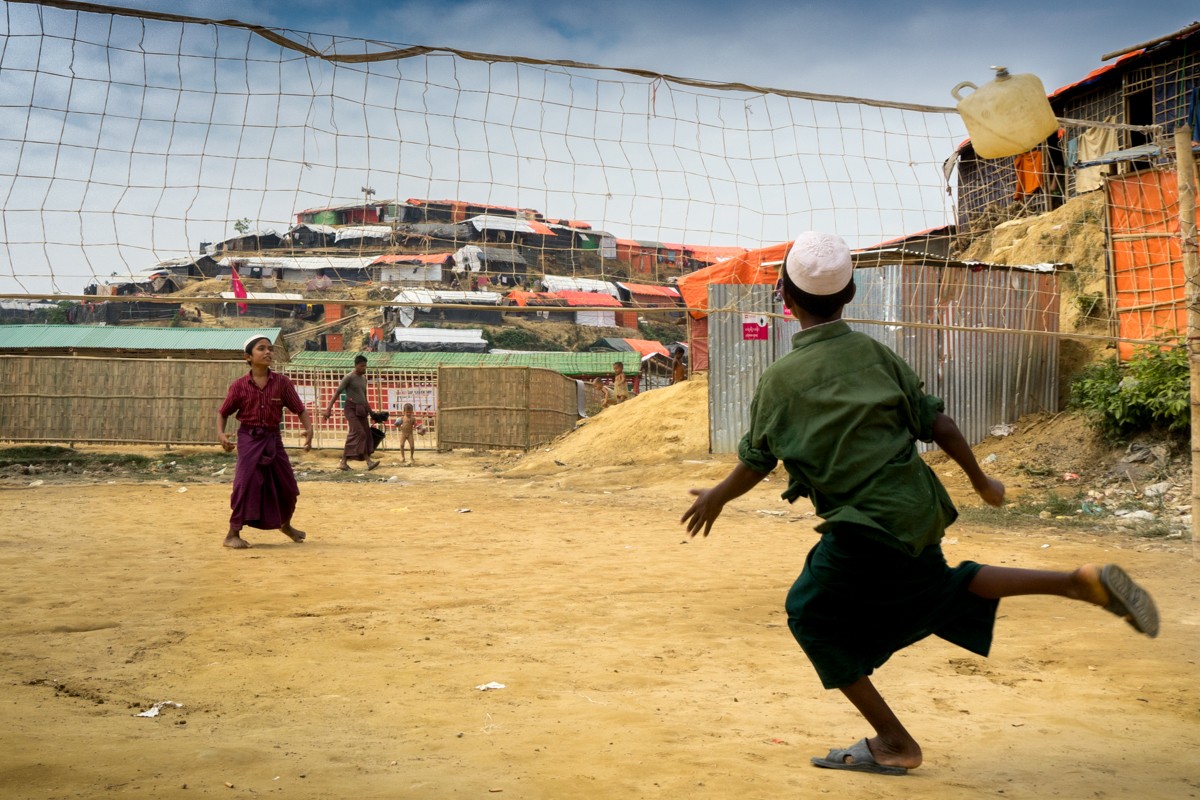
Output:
[{"xmin": 1, "ymin": 447, "xmax": 1197, "ymax": 800}]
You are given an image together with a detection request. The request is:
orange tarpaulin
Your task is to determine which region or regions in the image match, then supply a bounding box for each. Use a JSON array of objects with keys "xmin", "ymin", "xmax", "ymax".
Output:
[
  {"xmin": 1107, "ymin": 169, "xmax": 1199, "ymax": 359},
  {"xmin": 675, "ymin": 242, "xmax": 788, "ymax": 320}
]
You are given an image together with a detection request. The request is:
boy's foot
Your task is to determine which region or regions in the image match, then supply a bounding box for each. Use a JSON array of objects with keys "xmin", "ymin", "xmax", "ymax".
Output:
[
  {"xmin": 367, "ymin": 459, "xmax": 380, "ymax": 471},
  {"xmin": 1097, "ymin": 564, "xmax": 1159, "ymax": 637},
  {"xmin": 281, "ymin": 524, "xmax": 306, "ymax": 543},
  {"xmin": 1075, "ymin": 564, "xmax": 1159, "ymax": 637},
  {"xmin": 223, "ymin": 533, "xmax": 251, "ymax": 549},
  {"xmin": 811, "ymin": 738, "xmax": 911, "ymax": 775}
]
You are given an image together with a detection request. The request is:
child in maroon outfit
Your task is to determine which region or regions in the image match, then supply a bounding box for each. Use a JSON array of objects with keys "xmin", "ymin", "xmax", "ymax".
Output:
[{"xmin": 217, "ymin": 336, "xmax": 314, "ymax": 549}]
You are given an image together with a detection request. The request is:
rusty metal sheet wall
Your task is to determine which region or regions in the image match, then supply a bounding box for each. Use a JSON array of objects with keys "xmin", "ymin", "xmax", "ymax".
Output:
[{"xmin": 708, "ymin": 265, "xmax": 1059, "ymax": 454}]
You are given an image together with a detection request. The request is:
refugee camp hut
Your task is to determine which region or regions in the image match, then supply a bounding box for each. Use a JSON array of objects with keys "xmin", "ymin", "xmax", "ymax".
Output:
[
  {"xmin": 532, "ymin": 223, "xmax": 608, "ymax": 274},
  {"xmin": 211, "ymin": 229, "xmax": 284, "ymax": 253},
  {"xmin": 614, "ymin": 238, "xmax": 659, "ymax": 275},
  {"xmin": 389, "ymin": 327, "xmax": 489, "ymax": 354},
  {"xmin": 156, "ymin": 255, "xmax": 219, "ymax": 281},
  {"xmin": 393, "ymin": 222, "xmax": 478, "ymax": 250},
  {"xmin": 950, "ymin": 23, "xmax": 1199, "ymax": 230},
  {"xmin": 501, "ymin": 290, "xmax": 572, "ymax": 322},
  {"xmin": 552, "ymin": 290, "xmax": 625, "ymax": 327},
  {"xmin": 540, "ymin": 274, "xmax": 620, "ymax": 298},
  {"xmin": 334, "ymin": 225, "xmax": 396, "ymax": 252},
  {"xmin": 102, "ymin": 268, "xmax": 183, "ymax": 296},
  {"xmin": 294, "ymin": 201, "xmax": 391, "ymax": 226},
  {"xmin": 219, "ymin": 292, "xmax": 304, "ymax": 319},
  {"xmin": 405, "ymin": 198, "xmax": 545, "ymax": 224},
  {"xmin": 372, "ymin": 253, "xmax": 452, "ymax": 285},
  {"xmin": 855, "ymin": 226, "xmax": 958, "ymax": 259},
  {"xmin": 284, "ymin": 223, "xmax": 337, "ymax": 250},
  {"xmin": 385, "ymin": 289, "xmax": 504, "ymax": 328},
  {"xmin": 615, "ymin": 281, "xmax": 684, "ymax": 323},
  {"xmin": 683, "ymin": 245, "xmax": 749, "ymax": 271},
  {"xmin": 0, "ymin": 300, "xmax": 59, "ymax": 324},
  {"xmin": 0, "ymin": 325, "xmax": 288, "ymax": 360},
  {"xmin": 452, "ymin": 245, "xmax": 528, "ymax": 282},
  {"xmin": 588, "ymin": 336, "xmax": 675, "ymax": 390},
  {"xmin": 217, "ymin": 256, "xmax": 375, "ymax": 284}
]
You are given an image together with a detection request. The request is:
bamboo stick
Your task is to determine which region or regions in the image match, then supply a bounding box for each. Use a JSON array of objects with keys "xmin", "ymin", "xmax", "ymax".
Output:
[{"xmin": 1175, "ymin": 123, "xmax": 1199, "ymax": 560}]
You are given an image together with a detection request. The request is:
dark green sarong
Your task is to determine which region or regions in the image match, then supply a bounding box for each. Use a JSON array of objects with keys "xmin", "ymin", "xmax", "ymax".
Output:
[{"xmin": 786, "ymin": 527, "xmax": 999, "ymax": 690}]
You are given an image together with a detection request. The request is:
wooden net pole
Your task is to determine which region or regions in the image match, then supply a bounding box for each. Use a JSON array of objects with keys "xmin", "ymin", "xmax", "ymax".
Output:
[{"xmin": 1176, "ymin": 124, "xmax": 1200, "ymax": 560}]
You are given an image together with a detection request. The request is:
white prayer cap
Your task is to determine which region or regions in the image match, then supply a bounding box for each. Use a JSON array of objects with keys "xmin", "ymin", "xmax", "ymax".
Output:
[
  {"xmin": 243, "ymin": 334, "xmax": 270, "ymax": 352},
  {"xmin": 784, "ymin": 232, "xmax": 853, "ymax": 295}
]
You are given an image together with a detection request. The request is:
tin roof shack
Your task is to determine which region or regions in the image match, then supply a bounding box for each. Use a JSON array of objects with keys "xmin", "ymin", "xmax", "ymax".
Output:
[
  {"xmin": 284, "ymin": 223, "xmax": 337, "ymax": 250},
  {"xmin": 0, "ymin": 300, "xmax": 61, "ymax": 324},
  {"xmin": 615, "ymin": 281, "xmax": 684, "ymax": 324},
  {"xmin": 614, "ymin": 238, "xmax": 659, "ymax": 276},
  {"xmin": 528, "ymin": 224, "xmax": 610, "ymax": 276},
  {"xmin": 385, "ymin": 290, "xmax": 504, "ymax": 328},
  {"xmin": 540, "ymin": 275, "xmax": 620, "ymax": 298},
  {"xmin": 502, "ymin": 290, "xmax": 573, "ymax": 322},
  {"xmin": 405, "ymin": 198, "xmax": 544, "ymax": 224},
  {"xmin": 335, "ymin": 225, "xmax": 396, "ymax": 252},
  {"xmin": 0, "ymin": 325, "xmax": 288, "ymax": 361},
  {"xmin": 294, "ymin": 201, "xmax": 403, "ymax": 226},
  {"xmin": 389, "ymin": 327, "xmax": 488, "ymax": 354},
  {"xmin": 951, "ymin": 23, "xmax": 1199, "ymax": 232},
  {"xmin": 209, "ymin": 229, "xmax": 284, "ymax": 254},
  {"xmin": 218, "ymin": 256, "xmax": 375, "ymax": 284},
  {"xmin": 552, "ymin": 290, "xmax": 625, "ymax": 328},
  {"xmin": 372, "ymin": 253, "xmax": 452, "ymax": 285},
  {"xmin": 453, "ymin": 245, "xmax": 528, "ymax": 280},
  {"xmin": 100, "ymin": 269, "xmax": 184, "ymax": 296},
  {"xmin": 392, "ymin": 222, "xmax": 478, "ymax": 251}
]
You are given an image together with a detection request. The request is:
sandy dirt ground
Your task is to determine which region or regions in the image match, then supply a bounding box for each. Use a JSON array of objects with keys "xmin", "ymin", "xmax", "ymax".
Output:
[{"xmin": 2, "ymin": 381, "xmax": 1199, "ymax": 799}]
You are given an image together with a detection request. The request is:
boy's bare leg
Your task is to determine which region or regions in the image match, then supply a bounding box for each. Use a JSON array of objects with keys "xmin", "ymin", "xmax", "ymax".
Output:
[
  {"xmin": 280, "ymin": 521, "xmax": 306, "ymax": 542},
  {"xmin": 223, "ymin": 527, "xmax": 251, "ymax": 549},
  {"xmin": 969, "ymin": 563, "xmax": 1158, "ymax": 636},
  {"xmin": 837, "ymin": 676, "xmax": 922, "ymax": 769}
]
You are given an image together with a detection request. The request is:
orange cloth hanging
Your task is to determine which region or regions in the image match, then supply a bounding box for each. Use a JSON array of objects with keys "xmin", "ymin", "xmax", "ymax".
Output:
[{"xmin": 1013, "ymin": 150, "xmax": 1044, "ymax": 198}]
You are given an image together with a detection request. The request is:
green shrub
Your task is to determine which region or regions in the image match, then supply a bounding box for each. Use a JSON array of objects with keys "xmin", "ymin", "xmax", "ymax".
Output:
[{"xmin": 1069, "ymin": 343, "xmax": 1189, "ymax": 441}]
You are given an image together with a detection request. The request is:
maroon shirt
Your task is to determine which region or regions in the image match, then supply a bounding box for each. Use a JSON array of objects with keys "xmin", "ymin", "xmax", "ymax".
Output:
[{"xmin": 219, "ymin": 370, "xmax": 306, "ymax": 428}]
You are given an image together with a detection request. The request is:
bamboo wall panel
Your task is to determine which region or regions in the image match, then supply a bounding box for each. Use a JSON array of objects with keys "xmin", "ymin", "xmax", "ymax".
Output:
[
  {"xmin": 437, "ymin": 366, "xmax": 578, "ymax": 451},
  {"xmin": 0, "ymin": 355, "xmax": 245, "ymax": 444}
]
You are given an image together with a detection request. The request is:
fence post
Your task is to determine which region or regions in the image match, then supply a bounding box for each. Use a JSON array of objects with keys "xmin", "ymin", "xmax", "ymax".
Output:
[{"xmin": 1175, "ymin": 124, "xmax": 1199, "ymax": 560}]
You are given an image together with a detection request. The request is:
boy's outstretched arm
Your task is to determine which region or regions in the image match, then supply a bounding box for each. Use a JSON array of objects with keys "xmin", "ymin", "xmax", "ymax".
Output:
[
  {"xmin": 931, "ymin": 412, "xmax": 1005, "ymax": 506},
  {"xmin": 681, "ymin": 462, "xmax": 769, "ymax": 538}
]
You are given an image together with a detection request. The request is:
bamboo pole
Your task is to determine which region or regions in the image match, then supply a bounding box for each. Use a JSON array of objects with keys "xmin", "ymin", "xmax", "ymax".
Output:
[{"xmin": 1176, "ymin": 124, "xmax": 1200, "ymax": 560}]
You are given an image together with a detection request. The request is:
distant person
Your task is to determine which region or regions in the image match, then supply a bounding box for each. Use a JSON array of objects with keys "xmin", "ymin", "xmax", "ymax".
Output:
[
  {"xmin": 305, "ymin": 269, "xmax": 332, "ymax": 292},
  {"xmin": 591, "ymin": 363, "xmax": 631, "ymax": 409},
  {"xmin": 397, "ymin": 402, "xmax": 418, "ymax": 463},
  {"xmin": 681, "ymin": 231, "xmax": 1159, "ymax": 777},
  {"xmin": 217, "ymin": 335, "xmax": 313, "ymax": 550},
  {"xmin": 322, "ymin": 354, "xmax": 380, "ymax": 471},
  {"xmin": 671, "ymin": 346, "xmax": 687, "ymax": 384}
]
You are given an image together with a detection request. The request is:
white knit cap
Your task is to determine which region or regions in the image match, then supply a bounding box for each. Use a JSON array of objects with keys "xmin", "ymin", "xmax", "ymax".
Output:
[
  {"xmin": 785, "ymin": 232, "xmax": 853, "ymax": 295},
  {"xmin": 243, "ymin": 334, "xmax": 270, "ymax": 352}
]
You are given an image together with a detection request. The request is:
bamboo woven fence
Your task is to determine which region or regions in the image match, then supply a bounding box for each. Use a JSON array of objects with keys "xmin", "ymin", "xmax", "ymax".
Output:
[
  {"xmin": 0, "ymin": 355, "xmax": 246, "ymax": 444},
  {"xmin": 436, "ymin": 365, "xmax": 579, "ymax": 451}
]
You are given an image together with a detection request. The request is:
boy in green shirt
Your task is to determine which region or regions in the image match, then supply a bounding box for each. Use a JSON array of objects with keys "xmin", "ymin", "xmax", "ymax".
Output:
[{"xmin": 681, "ymin": 231, "xmax": 1159, "ymax": 776}]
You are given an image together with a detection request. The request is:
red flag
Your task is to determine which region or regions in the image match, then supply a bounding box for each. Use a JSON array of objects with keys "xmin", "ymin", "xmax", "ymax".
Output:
[{"xmin": 230, "ymin": 266, "xmax": 248, "ymax": 314}]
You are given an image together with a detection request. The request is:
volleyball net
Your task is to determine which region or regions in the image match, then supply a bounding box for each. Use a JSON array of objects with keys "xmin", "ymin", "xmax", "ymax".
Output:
[{"xmin": 0, "ymin": 0, "xmax": 1191, "ymax": 351}]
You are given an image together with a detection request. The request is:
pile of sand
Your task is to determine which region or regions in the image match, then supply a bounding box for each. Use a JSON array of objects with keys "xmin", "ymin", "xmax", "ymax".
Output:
[
  {"xmin": 507, "ymin": 372, "xmax": 711, "ymax": 474},
  {"xmin": 957, "ymin": 193, "xmax": 1108, "ymax": 331}
]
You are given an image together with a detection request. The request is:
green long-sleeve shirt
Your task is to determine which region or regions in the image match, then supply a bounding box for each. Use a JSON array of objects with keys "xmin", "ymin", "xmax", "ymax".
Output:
[{"xmin": 738, "ymin": 320, "xmax": 955, "ymax": 555}]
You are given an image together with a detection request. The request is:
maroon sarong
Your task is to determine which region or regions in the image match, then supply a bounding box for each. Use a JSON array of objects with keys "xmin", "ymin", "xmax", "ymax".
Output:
[
  {"xmin": 342, "ymin": 399, "xmax": 375, "ymax": 460},
  {"xmin": 229, "ymin": 425, "xmax": 299, "ymax": 530}
]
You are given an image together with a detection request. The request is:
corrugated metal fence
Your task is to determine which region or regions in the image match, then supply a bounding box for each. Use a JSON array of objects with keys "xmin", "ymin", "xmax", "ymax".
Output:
[{"xmin": 708, "ymin": 265, "xmax": 1060, "ymax": 453}]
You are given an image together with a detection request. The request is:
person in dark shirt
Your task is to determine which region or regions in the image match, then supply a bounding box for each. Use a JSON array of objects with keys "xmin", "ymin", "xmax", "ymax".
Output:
[
  {"xmin": 681, "ymin": 231, "xmax": 1159, "ymax": 776},
  {"xmin": 322, "ymin": 354, "xmax": 380, "ymax": 471}
]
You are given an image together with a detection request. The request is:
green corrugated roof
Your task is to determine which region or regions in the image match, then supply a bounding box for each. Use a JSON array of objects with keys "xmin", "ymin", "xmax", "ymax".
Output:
[
  {"xmin": 287, "ymin": 350, "xmax": 641, "ymax": 376},
  {"xmin": 0, "ymin": 325, "xmax": 282, "ymax": 351}
]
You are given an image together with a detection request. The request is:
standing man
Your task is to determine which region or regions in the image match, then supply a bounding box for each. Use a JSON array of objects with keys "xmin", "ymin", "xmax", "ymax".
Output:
[{"xmin": 323, "ymin": 354, "xmax": 380, "ymax": 471}]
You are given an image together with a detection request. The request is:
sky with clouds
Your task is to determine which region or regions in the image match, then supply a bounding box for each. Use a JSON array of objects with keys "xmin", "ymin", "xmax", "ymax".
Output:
[
  {"xmin": 105, "ymin": 0, "xmax": 1197, "ymax": 106},
  {"xmin": 0, "ymin": 0, "xmax": 1196, "ymax": 294}
]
